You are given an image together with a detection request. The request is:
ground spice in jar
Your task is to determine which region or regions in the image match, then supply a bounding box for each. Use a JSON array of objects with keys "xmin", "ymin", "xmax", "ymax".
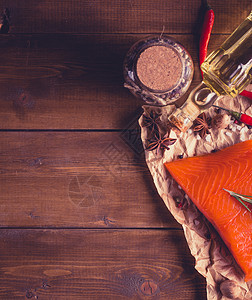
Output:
[{"xmin": 136, "ymin": 45, "xmax": 182, "ymax": 91}]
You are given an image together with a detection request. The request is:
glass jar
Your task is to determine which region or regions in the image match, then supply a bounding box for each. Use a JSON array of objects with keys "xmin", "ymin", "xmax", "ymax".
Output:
[{"xmin": 123, "ymin": 35, "xmax": 194, "ymax": 106}]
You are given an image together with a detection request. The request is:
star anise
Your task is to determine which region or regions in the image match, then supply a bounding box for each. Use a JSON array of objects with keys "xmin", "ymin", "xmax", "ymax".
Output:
[
  {"xmin": 145, "ymin": 131, "xmax": 177, "ymax": 153},
  {"xmin": 193, "ymin": 112, "xmax": 211, "ymax": 138},
  {"xmin": 142, "ymin": 110, "xmax": 162, "ymax": 133}
]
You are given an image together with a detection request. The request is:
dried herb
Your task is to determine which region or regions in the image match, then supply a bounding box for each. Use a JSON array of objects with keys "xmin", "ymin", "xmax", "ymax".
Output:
[
  {"xmin": 145, "ymin": 131, "xmax": 176, "ymax": 153},
  {"xmin": 142, "ymin": 110, "xmax": 162, "ymax": 133},
  {"xmin": 223, "ymin": 188, "xmax": 252, "ymax": 212},
  {"xmin": 193, "ymin": 112, "xmax": 211, "ymax": 138}
]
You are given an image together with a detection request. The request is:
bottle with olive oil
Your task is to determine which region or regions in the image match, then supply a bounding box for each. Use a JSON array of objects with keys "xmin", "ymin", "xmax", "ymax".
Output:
[{"xmin": 169, "ymin": 11, "xmax": 252, "ymax": 132}]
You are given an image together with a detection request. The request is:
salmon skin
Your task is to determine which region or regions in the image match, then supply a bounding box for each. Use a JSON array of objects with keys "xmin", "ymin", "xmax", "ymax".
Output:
[{"xmin": 164, "ymin": 140, "xmax": 252, "ymax": 282}]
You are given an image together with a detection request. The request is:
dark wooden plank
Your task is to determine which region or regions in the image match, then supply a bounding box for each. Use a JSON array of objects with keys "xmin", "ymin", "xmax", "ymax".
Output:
[
  {"xmin": 0, "ymin": 229, "xmax": 207, "ymax": 299},
  {"xmin": 208, "ymin": 0, "xmax": 252, "ymax": 34},
  {"xmin": 0, "ymin": 131, "xmax": 179, "ymax": 228},
  {"xmin": 1, "ymin": 0, "xmax": 201, "ymax": 34},
  {"xmin": 0, "ymin": 0, "xmax": 250, "ymax": 34},
  {"xmin": 0, "ymin": 33, "xmax": 138, "ymax": 130},
  {"xmin": 0, "ymin": 33, "xmax": 221, "ymax": 130}
]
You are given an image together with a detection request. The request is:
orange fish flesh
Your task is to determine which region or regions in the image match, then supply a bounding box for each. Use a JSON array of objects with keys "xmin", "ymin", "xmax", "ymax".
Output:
[{"xmin": 164, "ymin": 140, "xmax": 252, "ymax": 282}]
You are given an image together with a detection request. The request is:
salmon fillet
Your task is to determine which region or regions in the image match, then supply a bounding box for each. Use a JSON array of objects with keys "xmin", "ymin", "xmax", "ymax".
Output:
[{"xmin": 164, "ymin": 140, "xmax": 252, "ymax": 282}]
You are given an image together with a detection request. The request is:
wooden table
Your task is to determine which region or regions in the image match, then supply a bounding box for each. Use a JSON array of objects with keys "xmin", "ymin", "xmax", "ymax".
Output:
[{"xmin": 0, "ymin": 1, "xmax": 251, "ymax": 299}]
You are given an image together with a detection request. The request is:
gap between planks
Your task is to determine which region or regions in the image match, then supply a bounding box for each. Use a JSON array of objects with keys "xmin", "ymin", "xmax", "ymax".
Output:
[{"xmin": 0, "ymin": 227, "xmax": 182, "ymax": 231}]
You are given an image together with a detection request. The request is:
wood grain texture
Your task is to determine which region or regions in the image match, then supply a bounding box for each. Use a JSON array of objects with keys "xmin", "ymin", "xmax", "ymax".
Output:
[
  {"xmin": 1, "ymin": 0, "xmax": 201, "ymax": 34},
  {"xmin": 0, "ymin": 33, "xmax": 137, "ymax": 130},
  {"xmin": 0, "ymin": 0, "xmax": 250, "ymax": 34},
  {"xmin": 0, "ymin": 1, "xmax": 249, "ymax": 298},
  {"xmin": 0, "ymin": 131, "xmax": 179, "ymax": 228},
  {"xmin": 0, "ymin": 229, "xmax": 206, "ymax": 299},
  {"xmin": 0, "ymin": 33, "xmax": 228, "ymax": 130}
]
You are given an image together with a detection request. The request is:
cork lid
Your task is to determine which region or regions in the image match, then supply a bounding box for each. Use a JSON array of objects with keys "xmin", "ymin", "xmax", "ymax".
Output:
[{"xmin": 136, "ymin": 45, "xmax": 183, "ymax": 92}]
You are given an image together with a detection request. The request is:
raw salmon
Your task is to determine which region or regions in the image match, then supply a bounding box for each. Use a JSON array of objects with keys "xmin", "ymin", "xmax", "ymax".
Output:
[{"xmin": 164, "ymin": 140, "xmax": 252, "ymax": 282}]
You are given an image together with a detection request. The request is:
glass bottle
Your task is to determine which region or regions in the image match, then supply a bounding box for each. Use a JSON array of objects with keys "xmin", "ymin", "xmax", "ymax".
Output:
[{"xmin": 169, "ymin": 11, "xmax": 252, "ymax": 132}]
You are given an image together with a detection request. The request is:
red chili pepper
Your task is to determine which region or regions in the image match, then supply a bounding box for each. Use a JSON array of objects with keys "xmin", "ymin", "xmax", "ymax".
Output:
[
  {"xmin": 240, "ymin": 90, "xmax": 252, "ymax": 101},
  {"xmin": 240, "ymin": 113, "xmax": 252, "ymax": 126},
  {"xmin": 213, "ymin": 105, "xmax": 252, "ymax": 126},
  {"xmin": 199, "ymin": 4, "xmax": 214, "ymax": 78}
]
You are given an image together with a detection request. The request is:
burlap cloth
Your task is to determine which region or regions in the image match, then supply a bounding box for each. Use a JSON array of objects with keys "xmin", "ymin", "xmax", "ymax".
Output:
[{"xmin": 139, "ymin": 89, "xmax": 252, "ymax": 300}]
